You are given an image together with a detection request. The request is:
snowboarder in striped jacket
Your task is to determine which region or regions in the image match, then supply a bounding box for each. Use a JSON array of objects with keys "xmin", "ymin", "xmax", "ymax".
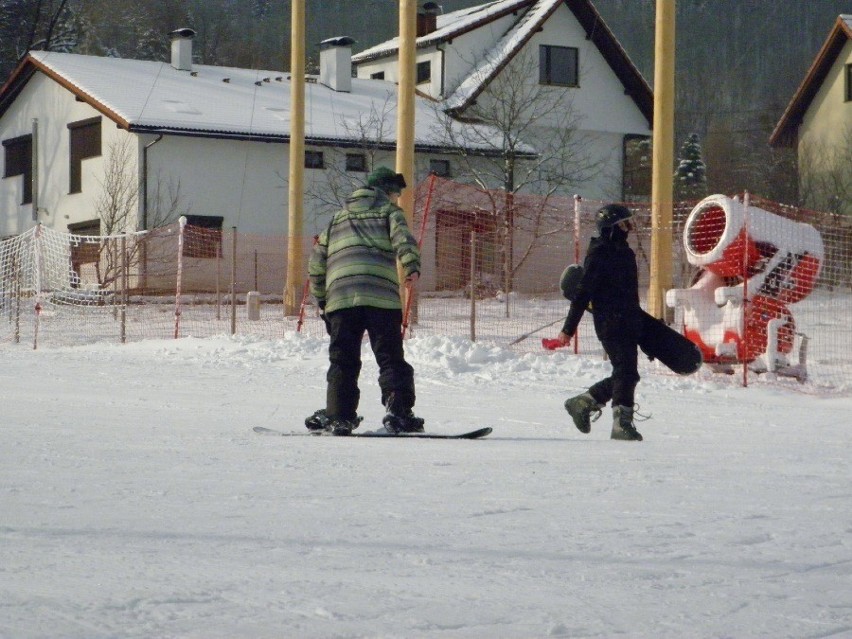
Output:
[{"xmin": 306, "ymin": 167, "xmax": 424, "ymax": 436}]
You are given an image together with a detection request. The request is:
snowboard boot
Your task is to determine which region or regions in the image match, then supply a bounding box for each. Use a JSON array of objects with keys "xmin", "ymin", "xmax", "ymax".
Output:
[
  {"xmin": 305, "ymin": 409, "xmax": 362, "ymax": 432},
  {"xmin": 564, "ymin": 392, "xmax": 603, "ymax": 434},
  {"xmin": 305, "ymin": 409, "xmax": 331, "ymax": 432},
  {"xmin": 382, "ymin": 410, "xmax": 425, "ymax": 434},
  {"xmin": 611, "ymin": 405, "xmax": 643, "ymax": 441},
  {"xmin": 328, "ymin": 417, "xmax": 361, "ymax": 436}
]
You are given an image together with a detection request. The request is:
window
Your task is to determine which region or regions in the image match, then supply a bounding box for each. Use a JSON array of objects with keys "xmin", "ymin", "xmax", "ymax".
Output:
[
  {"xmin": 429, "ymin": 159, "xmax": 451, "ymax": 177},
  {"xmin": 416, "ymin": 60, "xmax": 431, "ymax": 84},
  {"xmin": 345, "ymin": 153, "xmax": 367, "ymax": 172},
  {"xmin": 539, "ymin": 45, "xmax": 578, "ymax": 87},
  {"xmin": 183, "ymin": 215, "xmax": 224, "ymax": 258},
  {"xmin": 2, "ymin": 134, "xmax": 32, "ymax": 204},
  {"xmin": 305, "ymin": 150, "xmax": 324, "ymax": 169},
  {"xmin": 68, "ymin": 117, "xmax": 102, "ymax": 193},
  {"xmin": 846, "ymin": 63, "xmax": 852, "ymax": 102},
  {"xmin": 622, "ymin": 135, "xmax": 652, "ymax": 202},
  {"xmin": 67, "ymin": 219, "xmax": 101, "ymax": 286},
  {"xmin": 370, "ymin": 71, "xmax": 385, "ymax": 80}
]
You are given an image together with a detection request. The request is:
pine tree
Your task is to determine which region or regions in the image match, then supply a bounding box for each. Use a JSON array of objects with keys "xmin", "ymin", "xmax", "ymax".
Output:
[{"xmin": 674, "ymin": 132, "xmax": 707, "ymax": 201}]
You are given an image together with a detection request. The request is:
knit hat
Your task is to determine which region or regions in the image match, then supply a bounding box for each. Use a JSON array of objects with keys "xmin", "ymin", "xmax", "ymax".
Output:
[{"xmin": 366, "ymin": 166, "xmax": 407, "ymax": 193}]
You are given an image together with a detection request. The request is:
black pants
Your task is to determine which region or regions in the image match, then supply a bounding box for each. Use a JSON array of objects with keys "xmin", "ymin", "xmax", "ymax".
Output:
[
  {"xmin": 325, "ymin": 306, "xmax": 415, "ymax": 420},
  {"xmin": 588, "ymin": 336, "xmax": 640, "ymax": 408}
]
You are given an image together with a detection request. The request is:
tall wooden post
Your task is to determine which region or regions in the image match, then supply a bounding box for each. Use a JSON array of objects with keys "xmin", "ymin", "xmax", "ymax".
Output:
[
  {"xmin": 396, "ymin": 0, "xmax": 418, "ymax": 309},
  {"xmin": 396, "ymin": 0, "xmax": 416, "ymax": 226},
  {"xmin": 648, "ymin": 0, "xmax": 676, "ymax": 319},
  {"xmin": 284, "ymin": 0, "xmax": 306, "ymax": 316}
]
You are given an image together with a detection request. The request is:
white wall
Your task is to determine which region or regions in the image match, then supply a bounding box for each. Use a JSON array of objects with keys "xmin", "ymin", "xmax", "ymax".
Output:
[{"xmin": 0, "ymin": 72, "xmax": 130, "ymax": 236}]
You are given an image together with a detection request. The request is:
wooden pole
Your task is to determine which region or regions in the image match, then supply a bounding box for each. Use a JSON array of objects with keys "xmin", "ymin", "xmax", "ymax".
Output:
[
  {"xmin": 648, "ymin": 0, "xmax": 676, "ymax": 319},
  {"xmin": 396, "ymin": 0, "xmax": 417, "ymax": 312},
  {"xmin": 396, "ymin": 0, "xmax": 416, "ymax": 226},
  {"xmin": 284, "ymin": 0, "xmax": 306, "ymax": 316}
]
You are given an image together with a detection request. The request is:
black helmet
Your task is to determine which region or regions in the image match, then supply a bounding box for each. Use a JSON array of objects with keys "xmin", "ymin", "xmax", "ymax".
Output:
[{"xmin": 595, "ymin": 204, "xmax": 633, "ymax": 235}]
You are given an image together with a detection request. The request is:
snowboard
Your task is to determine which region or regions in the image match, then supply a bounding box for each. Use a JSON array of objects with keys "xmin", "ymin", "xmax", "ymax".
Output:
[
  {"xmin": 253, "ymin": 426, "xmax": 492, "ymax": 440},
  {"xmin": 551, "ymin": 263, "xmax": 703, "ymax": 376}
]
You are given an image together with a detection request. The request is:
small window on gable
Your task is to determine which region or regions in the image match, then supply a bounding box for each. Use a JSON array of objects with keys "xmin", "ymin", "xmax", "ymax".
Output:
[
  {"xmin": 183, "ymin": 215, "xmax": 224, "ymax": 258},
  {"xmin": 346, "ymin": 153, "xmax": 367, "ymax": 172},
  {"xmin": 68, "ymin": 117, "xmax": 102, "ymax": 194},
  {"xmin": 539, "ymin": 45, "xmax": 578, "ymax": 87},
  {"xmin": 371, "ymin": 71, "xmax": 385, "ymax": 80},
  {"xmin": 305, "ymin": 150, "xmax": 324, "ymax": 169},
  {"xmin": 429, "ymin": 159, "xmax": 451, "ymax": 177},
  {"xmin": 2, "ymin": 134, "xmax": 32, "ymax": 204},
  {"xmin": 846, "ymin": 63, "xmax": 852, "ymax": 102},
  {"xmin": 416, "ymin": 60, "xmax": 431, "ymax": 84}
]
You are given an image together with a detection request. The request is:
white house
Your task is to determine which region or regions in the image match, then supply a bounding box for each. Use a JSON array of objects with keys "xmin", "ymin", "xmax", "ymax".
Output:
[
  {"xmin": 770, "ymin": 14, "xmax": 852, "ymax": 216},
  {"xmin": 0, "ymin": 29, "xmax": 513, "ymax": 240},
  {"xmin": 352, "ymin": 0, "xmax": 654, "ymax": 202}
]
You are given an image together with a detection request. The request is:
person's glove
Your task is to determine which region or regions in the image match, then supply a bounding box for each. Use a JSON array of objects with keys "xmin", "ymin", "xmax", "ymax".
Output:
[{"xmin": 317, "ymin": 300, "xmax": 330, "ymax": 333}]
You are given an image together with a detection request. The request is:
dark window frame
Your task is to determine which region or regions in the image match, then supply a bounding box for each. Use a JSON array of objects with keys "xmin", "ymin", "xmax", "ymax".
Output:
[
  {"xmin": 345, "ymin": 153, "xmax": 367, "ymax": 172},
  {"xmin": 183, "ymin": 215, "xmax": 224, "ymax": 258},
  {"xmin": 539, "ymin": 45, "xmax": 579, "ymax": 87},
  {"xmin": 2, "ymin": 134, "xmax": 33, "ymax": 204},
  {"xmin": 305, "ymin": 150, "xmax": 324, "ymax": 169},
  {"xmin": 416, "ymin": 60, "xmax": 431, "ymax": 84},
  {"xmin": 846, "ymin": 63, "xmax": 852, "ymax": 102},
  {"xmin": 68, "ymin": 117, "xmax": 102, "ymax": 194},
  {"xmin": 370, "ymin": 71, "xmax": 385, "ymax": 80},
  {"xmin": 621, "ymin": 134, "xmax": 652, "ymax": 203},
  {"xmin": 429, "ymin": 158, "xmax": 451, "ymax": 177}
]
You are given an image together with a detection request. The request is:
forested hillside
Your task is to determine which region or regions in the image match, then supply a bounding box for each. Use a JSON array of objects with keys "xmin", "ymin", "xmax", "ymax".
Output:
[{"xmin": 1, "ymin": 0, "xmax": 848, "ymax": 201}]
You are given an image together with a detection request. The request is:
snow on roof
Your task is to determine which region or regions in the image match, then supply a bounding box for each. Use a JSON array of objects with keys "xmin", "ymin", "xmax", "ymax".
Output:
[
  {"xmin": 444, "ymin": 0, "xmax": 558, "ymax": 112},
  {"xmin": 23, "ymin": 50, "xmax": 515, "ymax": 154},
  {"xmin": 352, "ymin": 0, "xmax": 533, "ymax": 63}
]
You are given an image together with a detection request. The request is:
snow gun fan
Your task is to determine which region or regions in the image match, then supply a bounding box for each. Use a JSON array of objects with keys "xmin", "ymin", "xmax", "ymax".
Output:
[{"xmin": 666, "ymin": 194, "xmax": 824, "ymax": 380}]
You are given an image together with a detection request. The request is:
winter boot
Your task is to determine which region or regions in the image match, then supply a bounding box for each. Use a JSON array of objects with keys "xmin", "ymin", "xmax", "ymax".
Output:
[
  {"xmin": 305, "ymin": 409, "xmax": 362, "ymax": 432},
  {"xmin": 611, "ymin": 405, "xmax": 643, "ymax": 441},
  {"xmin": 564, "ymin": 392, "xmax": 603, "ymax": 434},
  {"xmin": 328, "ymin": 417, "xmax": 361, "ymax": 436},
  {"xmin": 305, "ymin": 409, "xmax": 331, "ymax": 431},
  {"xmin": 382, "ymin": 410, "xmax": 425, "ymax": 434}
]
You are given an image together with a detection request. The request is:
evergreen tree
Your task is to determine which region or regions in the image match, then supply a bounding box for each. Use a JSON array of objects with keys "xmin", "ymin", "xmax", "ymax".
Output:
[{"xmin": 674, "ymin": 133, "xmax": 707, "ymax": 201}]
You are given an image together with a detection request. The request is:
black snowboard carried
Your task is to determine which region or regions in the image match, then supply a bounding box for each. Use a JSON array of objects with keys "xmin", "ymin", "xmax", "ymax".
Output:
[
  {"xmin": 253, "ymin": 426, "xmax": 492, "ymax": 440},
  {"xmin": 558, "ymin": 263, "xmax": 703, "ymax": 375}
]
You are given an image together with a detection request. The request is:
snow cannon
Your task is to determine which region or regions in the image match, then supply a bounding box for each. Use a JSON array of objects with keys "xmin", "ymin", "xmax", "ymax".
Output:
[
  {"xmin": 683, "ymin": 194, "xmax": 823, "ymax": 302},
  {"xmin": 667, "ymin": 194, "xmax": 823, "ymax": 378}
]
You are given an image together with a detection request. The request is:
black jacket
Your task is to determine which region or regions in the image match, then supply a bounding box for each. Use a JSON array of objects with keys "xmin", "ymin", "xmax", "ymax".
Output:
[{"xmin": 562, "ymin": 231, "xmax": 642, "ymax": 341}]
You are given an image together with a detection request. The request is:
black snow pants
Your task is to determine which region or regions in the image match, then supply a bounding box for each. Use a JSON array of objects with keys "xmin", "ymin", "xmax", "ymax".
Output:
[{"xmin": 325, "ymin": 306, "xmax": 415, "ymax": 420}]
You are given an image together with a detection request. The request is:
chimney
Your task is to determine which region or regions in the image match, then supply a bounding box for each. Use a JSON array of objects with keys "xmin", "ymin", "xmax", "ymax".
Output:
[
  {"xmin": 319, "ymin": 36, "xmax": 355, "ymax": 93},
  {"xmin": 170, "ymin": 28, "xmax": 196, "ymax": 72},
  {"xmin": 417, "ymin": 2, "xmax": 440, "ymax": 37}
]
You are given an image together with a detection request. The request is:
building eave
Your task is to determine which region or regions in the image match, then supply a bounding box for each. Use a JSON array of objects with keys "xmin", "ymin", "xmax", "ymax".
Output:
[{"xmin": 770, "ymin": 15, "xmax": 852, "ymax": 148}]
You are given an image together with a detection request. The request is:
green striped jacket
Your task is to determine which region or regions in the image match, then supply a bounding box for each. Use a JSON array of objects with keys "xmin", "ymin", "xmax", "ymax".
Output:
[{"xmin": 309, "ymin": 187, "xmax": 420, "ymax": 313}]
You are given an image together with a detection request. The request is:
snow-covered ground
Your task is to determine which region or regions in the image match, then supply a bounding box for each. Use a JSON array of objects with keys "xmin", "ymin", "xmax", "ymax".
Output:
[{"xmin": 2, "ymin": 332, "xmax": 851, "ymax": 639}]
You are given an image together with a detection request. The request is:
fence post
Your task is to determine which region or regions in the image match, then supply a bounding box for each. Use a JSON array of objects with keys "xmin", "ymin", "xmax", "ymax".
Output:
[
  {"xmin": 573, "ymin": 194, "xmax": 581, "ymax": 354},
  {"xmin": 402, "ymin": 173, "xmax": 436, "ymax": 337},
  {"xmin": 230, "ymin": 226, "xmax": 237, "ymax": 336},
  {"xmin": 741, "ymin": 192, "xmax": 750, "ymax": 388},
  {"xmin": 470, "ymin": 230, "xmax": 477, "ymax": 342},
  {"xmin": 120, "ymin": 235, "xmax": 127, "ymax": 344},
  {"xmin": 32, "ymin": 223, "xmax": 42, "ymax": 350},
  {"xmin": 174, "ymin": 216, "xmax": 186, "ymax": 339}
]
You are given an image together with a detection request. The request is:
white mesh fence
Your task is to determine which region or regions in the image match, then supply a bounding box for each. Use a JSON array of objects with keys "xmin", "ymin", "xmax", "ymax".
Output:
[{"xmin": 2, "ymin": 181, "xmax": 851, "ymax": 394}]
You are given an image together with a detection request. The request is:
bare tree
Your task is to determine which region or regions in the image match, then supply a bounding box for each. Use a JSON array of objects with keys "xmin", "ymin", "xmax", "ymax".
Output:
[
  {"xmin": 302, "ymin": 92, "xmax": 398, "ymax": 229},
  {"xmin": 85, "ymin": 137, "xmax": 185, "ymax": 291},
  {"xmin": 432, "ymin": 49, "xmax": 609, "ymax": 295}
]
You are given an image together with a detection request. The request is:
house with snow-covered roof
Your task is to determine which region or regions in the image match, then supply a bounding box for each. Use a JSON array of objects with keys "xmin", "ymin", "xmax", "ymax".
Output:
[
  {"xmin": 0, "ymin": 29, "xmax": 515, "ymax": 240},
  {"xmin": 770, "ymin": 14, "xmax": 852, "ymax": 216},
  {"xmin": 352, "ymin": 0, "xmax": 654, "ymax": 202}
]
